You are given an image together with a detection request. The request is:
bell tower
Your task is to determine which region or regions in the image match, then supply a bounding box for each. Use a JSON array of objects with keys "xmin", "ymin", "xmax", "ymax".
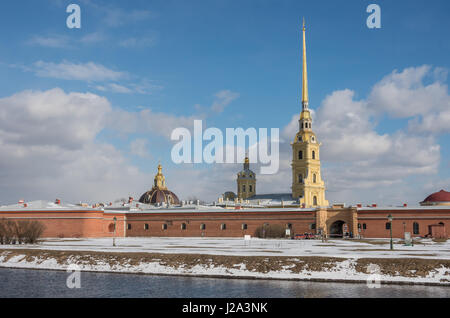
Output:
[
  {"xmin": 291, "ymin": 19, "xmax": 329, "ymax": 208},
  {"xmin": 237, "ymin": 156, "xmax": 256, "ymax": 200}
]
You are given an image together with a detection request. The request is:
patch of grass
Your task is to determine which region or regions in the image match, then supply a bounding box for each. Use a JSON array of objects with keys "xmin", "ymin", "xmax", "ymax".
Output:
[
  {"xmin": 432, "ymin": 238, "xmax": 448, "ymax": 243},
  {"xmin": 350, "ymin": 239, "xmax": 389, "ymax": 245}
]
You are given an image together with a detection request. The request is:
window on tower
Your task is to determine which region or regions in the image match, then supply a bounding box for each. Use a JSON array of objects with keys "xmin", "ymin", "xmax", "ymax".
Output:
[
  {"xmin": 313, "ymin": 196, "xmax": 318, "ymax": 206},
  {"xmin": 313, "ymin": 174, "xmax": 317, "ymax": 183},
  {"xmin": 298, "ymin": 150, "xmax": 303, "ymax": 160},
  {"xmin": 312, "ymin": 151, "xmax": 316, "ymax": 160},
  {"xmin": 249, "ymin": 185, "xmax": 253, "ymax": 192},
  {"xmin": 298, "ymin": 174, "xmax": 303, "ymax": 183},
  {"xmin": 243, "ymin": 185, "xmax": 246, "ymax": 192}
]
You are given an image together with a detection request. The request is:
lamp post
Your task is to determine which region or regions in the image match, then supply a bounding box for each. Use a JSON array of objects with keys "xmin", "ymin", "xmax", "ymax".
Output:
[
  {"xmin": 113, "ymin": 216, "xmax": 117, "ymax": 247},
  {"xmin": 388, "ymin": 214, "xmax": 393, "ymax": 250}
]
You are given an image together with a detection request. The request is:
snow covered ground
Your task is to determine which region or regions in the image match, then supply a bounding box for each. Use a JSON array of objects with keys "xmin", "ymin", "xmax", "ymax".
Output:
[{"xmin": 1, "ymin": 237, "xmax": 449, "ymax": 259}]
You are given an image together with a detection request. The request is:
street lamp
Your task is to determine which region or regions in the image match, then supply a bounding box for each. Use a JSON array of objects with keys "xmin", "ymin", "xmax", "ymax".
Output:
[
  {"xmin": 113, "ymin": 216, "xmax": 117, "ymax": 247},
  {"xmin": 387, "ymin": 214, "xmax": 393, "ymax": 250}
]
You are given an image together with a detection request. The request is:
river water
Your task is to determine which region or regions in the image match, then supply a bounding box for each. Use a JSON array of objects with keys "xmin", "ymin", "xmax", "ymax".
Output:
[{"xmin": 0, "ymin": 268, "xmax": 449, "ymax": 298}]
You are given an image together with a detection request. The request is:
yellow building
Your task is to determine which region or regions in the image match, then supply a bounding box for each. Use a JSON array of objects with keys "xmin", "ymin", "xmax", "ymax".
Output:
[
  {"xmin": 291, "ymin": 20, "xmax": 329, "ymax": 208},
  {"xmin": 237, "ymin": 156, "xmax": 256, "ymax": 200}
]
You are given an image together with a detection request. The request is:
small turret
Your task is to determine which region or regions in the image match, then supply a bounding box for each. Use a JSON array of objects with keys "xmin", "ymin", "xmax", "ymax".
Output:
[{"xmin": 237, "ymin": 156, "xmax": 256, "ymax": 200}]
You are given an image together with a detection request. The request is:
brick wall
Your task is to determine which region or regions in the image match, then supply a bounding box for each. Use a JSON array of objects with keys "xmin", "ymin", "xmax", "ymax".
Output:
[{"xmin": 123, "ymin": 211, "xmax": 316, "ymax": 238}]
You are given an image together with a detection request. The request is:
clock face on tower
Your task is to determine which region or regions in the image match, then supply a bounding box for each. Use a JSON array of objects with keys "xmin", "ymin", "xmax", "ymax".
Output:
[{"xmin": 311, "ymin": 136, "xmax": 315, "ymax": 143}]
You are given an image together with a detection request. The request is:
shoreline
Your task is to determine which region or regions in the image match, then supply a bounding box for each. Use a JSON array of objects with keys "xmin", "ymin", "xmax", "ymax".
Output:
[
  {"xmin": 1, "ymin": 265, "xmax": 450, "ymax": 288},
  {"xmin": 1, "ymin": 248, "xmax": 449, "ymax": 287}
]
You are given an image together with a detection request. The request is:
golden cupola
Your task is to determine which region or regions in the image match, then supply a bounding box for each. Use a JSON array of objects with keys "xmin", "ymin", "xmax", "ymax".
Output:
[{"xmin": 154, "ymin": 163, "xmax": 167, "ymax": 190}]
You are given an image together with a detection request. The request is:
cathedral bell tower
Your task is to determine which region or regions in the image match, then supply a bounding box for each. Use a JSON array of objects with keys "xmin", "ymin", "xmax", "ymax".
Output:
[{"xmin": 291, "ymin": 19, "xmax": 329, "ymax": 208}]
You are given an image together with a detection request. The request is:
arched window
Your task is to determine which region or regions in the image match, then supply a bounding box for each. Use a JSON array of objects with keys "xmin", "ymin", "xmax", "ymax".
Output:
[
  {"xmin": 298, "ymin": 150, "xmax": 303, "ymax": 160},
  {"xmin": 298, "ymin": 174, "xmax": 303, "ymax": 183},
  {"xmin": 249, "ymin": 185, "xmax": 253, "ymax": 192},
  {"xmin": 200, "ymin": 223, "xmax": 206, "ymax": 230},
  {"xmin": 241, "ymin": 223, "xmax": 248, "ymax": 230},
  {"xmin": 313, "ymin": 196, "xmax": 318, "ymax": 206},
  {"xmin": 220, "ymin": 223, "xmax": 226, "ymax": 230},
  {"xmin": 312, "ymin": 150, "xmax": 316, "ymax": 160},
  {"xmin": 385, "ymin": 222, "xmax": 391, "ymax": 230},
  {"xmin": 313, "ymin": 174, "xmax": 317, "ymax": 183},
  {"xmin": 363, "ymin": 223, "xmax": 367, "ymax": 230},
  {"xmin": 413, "ymin": 222, "xmax": 419, "ymax": 234},
  {"xmin": 242, "ymin": 185, "xmax": 246, "ymax": 192},
  {"xmin": 181, "ymin": 223, "xmax": 187, "ymax": 230}
]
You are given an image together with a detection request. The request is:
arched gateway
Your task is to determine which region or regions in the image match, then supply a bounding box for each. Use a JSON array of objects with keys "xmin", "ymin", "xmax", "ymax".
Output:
[{"xmin": 329, "ymin": 220, "xmax": 347, "ymax": 238}]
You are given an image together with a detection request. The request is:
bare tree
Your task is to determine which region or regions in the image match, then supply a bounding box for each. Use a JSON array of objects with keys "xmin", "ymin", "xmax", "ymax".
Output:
[{"xmin": 0, "ymin": 219, "xmax": 45, "ymax": 244}]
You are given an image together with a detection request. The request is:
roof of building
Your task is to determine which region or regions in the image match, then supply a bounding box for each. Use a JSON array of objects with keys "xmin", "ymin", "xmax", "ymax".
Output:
[
  {"xmin": 139, "ymin": 188, "xmax": 180, "ymax": 205},
  {"xmin": 0, "ymin": 200, "xmax": 101, "ymax": 211},
  {"xmin": 422, "ymin": 190, "xmax": 450, "ymax": 203}
]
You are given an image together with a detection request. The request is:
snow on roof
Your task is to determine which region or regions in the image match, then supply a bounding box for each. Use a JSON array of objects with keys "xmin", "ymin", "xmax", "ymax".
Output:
[{"xmin": 0, "ymin": 200, "xmax": 100, "ymax": 211}]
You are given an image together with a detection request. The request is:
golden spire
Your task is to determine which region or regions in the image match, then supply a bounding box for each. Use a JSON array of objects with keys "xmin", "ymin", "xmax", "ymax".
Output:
[{"xmin": 301, "ymin": 18, "xmax": 309, "ymax": 109}]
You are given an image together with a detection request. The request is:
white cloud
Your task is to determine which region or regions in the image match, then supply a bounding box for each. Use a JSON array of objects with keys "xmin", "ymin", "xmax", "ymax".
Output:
[
  {"xmin": 0, "ymin": 88, "xmax": 110, "ymax": 150},
  {"xmin": 211, "ymin": 90, "xmax": 240, "ymax": 113},
  {"xmin": 27, "ymin": 35, "xmax": 70, "ymax": 48},
  {"xmin": 108, "ymin": 83, "xmax": 133, "ymax": 94},
  {"xmin": 0, "ymin": 88, "xmax": 151, "ymax": 204},
  {"xmin": 119, "ymin": 34, "xmax": 158, "ymax": 48},
  {"xmin": 108, "ymin": 108, "xmax": 200, "ymax": 139},
  {"xmin": 368, "ymin": 65, "xmax": 450, "ymax": 134},
  {"xmin": 130, "ymin": 139, "xmax": 150, "ymax": 158},
  {"xmin": 103, "ymin": 9, "xmax": 155, "ymax": 27},
  {"xmin": 80, "ymin": 32, "xmax": 106, "ymax": 44},
  {"xmin": 93, "ymin": 81, "xmax": 164, "ymax": 95},
  {"xmin": 194, "ymin": 90, "xmax": 240, "ymax": 115},
  {"xmin": 32, "ymin": 60, "xmax": 126, "ymax": 82}
]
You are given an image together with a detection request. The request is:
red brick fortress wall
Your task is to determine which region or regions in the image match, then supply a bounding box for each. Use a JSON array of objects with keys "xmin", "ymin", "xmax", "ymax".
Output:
[
  {"xmin": 357, "ymin": 208, "xmax": 450, "ymax": 238},
  {"xmin": 123, "ymin": 210, "xmax": 317, "ymax": 238}
]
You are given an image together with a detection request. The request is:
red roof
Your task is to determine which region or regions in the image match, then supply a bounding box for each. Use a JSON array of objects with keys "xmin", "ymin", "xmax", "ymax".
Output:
[{"xmin": 423, "ymin": 190, "xmax": 450, "ymax": 203}]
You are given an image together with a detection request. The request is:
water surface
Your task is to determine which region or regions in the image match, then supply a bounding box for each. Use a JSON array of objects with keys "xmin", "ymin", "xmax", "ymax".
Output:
[{"xmin": 0, "ymin": 268, "xmax": 449, "ymax": 298}]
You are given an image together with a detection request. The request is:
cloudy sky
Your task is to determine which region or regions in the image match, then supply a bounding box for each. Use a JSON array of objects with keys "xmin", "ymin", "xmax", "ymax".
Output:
[{"xmin": 0, "ymin": 0, "xmax": 449, "ymax": 205}]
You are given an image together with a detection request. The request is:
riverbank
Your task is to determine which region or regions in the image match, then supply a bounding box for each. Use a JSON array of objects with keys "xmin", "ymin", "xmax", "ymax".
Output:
[{"xmin": 1, "ymin": 237, "xmax": 449, "ymax": 286}]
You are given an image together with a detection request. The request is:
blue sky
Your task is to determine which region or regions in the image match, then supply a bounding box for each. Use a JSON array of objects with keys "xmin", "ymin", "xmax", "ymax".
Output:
[{"xmin": 0, "ymin": 0, "xmax": 449, "ymax": 205}]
